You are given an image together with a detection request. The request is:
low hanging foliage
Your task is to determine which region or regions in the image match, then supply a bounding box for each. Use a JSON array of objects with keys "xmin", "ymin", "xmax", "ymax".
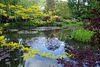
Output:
[
  {"xmin": 0, "ymin": 3, "xmax": 56, "ymax": 24},
  {"xmin": 0, "ymin": 35, "xmax": 74, "ymax": 60}
]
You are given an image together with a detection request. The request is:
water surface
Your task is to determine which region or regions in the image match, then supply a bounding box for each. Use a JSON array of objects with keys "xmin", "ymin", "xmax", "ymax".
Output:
[{"xmin": 0, "ymin": 27, "xmax": 90, "ymax": 67}]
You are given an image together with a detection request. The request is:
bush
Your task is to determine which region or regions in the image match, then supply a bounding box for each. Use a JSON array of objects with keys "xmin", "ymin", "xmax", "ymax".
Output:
[
  {"xmin": 42, "ymin": 16, "xmax": 51, "ymax": 21},
  {"xmin": 55, "ymin": 17, "xmax": 62, "ymax": 22},
  {"xmin": 4, "ymin": 21, "xmax": 38, "ymax": 29},
  {"xmin": 42, "ymin": 16, "xmax": 63, "ymax": 22},
  {"xmin": 71, "ymin": 29, "xmax": 95, "ymax": 42},
  {"xmin": 63, "ymin": 21, "xmax": 69, "ymax": 24}
]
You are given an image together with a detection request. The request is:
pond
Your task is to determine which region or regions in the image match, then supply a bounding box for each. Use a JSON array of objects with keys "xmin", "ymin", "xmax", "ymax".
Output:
[{"xmin": 0, "ymin": 27, "xmax": 91, "ymax": 67}]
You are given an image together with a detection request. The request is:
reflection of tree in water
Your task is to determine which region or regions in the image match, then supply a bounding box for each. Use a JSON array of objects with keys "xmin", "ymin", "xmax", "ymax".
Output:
[
  {"xmin": 0, "ymin": 46, "xmax": 25, "ymax": 67},
  {"xmin": 65, "ymin": 39, "xmax": 90, "ymax": 50},
  {"xmin": 19, "ymin": 37, "xmax": 62, "ymax": 51},
  {"xmin": 45, "ymin": 38, "xmax": 61, "ymax": 51},
  {"xmin": 52, "ymin": 29, "xmax": 72, "ymax": 41},
  {"xmin": 43, "ymin": 29, "xmax": 61, "ymax": 38}
]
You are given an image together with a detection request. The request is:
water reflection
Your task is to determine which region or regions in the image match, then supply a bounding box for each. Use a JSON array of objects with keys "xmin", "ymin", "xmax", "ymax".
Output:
[
  {"xmin": 18, "ymin": 37, "xmax": 66, "ymax": 56},
  {"xmin": 2, "ymin": 28, "xmax": 92, "ymax": 67},
  {"xmin": 25, "ymin": 56, "xmax": 62, "ymax": 67},
  {"xmin": 19, "ymin": 37, "xmax": 68, "ymax": 67},
  {"xmin": 0, "ymin": 47, "xmax": 25, "ymax": 67},
  {"xmin": 24, "ymin": 37, "xmax": 62, "ymax": 51}
]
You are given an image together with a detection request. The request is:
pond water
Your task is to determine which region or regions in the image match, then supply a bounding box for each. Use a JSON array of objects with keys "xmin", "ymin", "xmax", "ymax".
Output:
[{"xmin": 0, "ymin": 27, "xmax": 90, "ymax": 67}]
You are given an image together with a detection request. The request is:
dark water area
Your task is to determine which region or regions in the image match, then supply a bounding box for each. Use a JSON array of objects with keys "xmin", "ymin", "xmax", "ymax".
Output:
[{"xmin": 0, "ymin": 27, "xmax": 92, "ymax": 67}]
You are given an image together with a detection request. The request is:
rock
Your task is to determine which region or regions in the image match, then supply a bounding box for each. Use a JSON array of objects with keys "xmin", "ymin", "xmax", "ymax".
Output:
[
  {"xmin": 9, "ymin": 29, "xmax": 19, "ymax": 32},
  {"xmin": 69, "ymin": 27, "xmax": 82, "ymax": 30},
  {"xmin": 17, "ymin": 30, "xmax": 38, "ymax": 34},
  {"xmin": 32, "ymin": 27, "xmax": 62, "ymax": 31}
]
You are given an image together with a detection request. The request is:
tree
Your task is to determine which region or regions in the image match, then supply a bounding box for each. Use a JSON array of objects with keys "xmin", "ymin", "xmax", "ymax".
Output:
[
  {"xmin": 0, "ymin": 0, "xmax": 20, "ymax": 5},
  {"xmin": 67, "ymin": 0, "xmax": 100, "ymax": 20},
  {"xmin": 46, "ymin": 0, "xmax": 55, "ymax": 11},
  {"xmin": 54, "ymin": 1, "xmax": 71, "ymax": 19},
  {"xmin": 84, "ymin": 0, "xmax": 100, "ymax": 45}
]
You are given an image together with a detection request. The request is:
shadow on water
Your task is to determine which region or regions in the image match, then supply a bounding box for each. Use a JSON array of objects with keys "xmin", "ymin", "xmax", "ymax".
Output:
[
  {"xmin": 0, "ymin": 27, "xmax": 92, "ymax": 67},
  {"xmin": 0, "ymin": 47, "xmax": 25, "ymax": 67}
]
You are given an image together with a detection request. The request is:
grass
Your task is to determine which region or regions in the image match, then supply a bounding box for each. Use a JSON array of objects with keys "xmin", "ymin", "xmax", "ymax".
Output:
[{"xmin": 54, "ymin": 21, "xmax": 84, "ymax": 28}]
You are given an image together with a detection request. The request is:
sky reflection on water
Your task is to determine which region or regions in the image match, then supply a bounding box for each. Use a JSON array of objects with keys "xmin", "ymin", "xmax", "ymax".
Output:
[{"xmin": 23, "ymin": 37, "xmax": 69, "ymax": 67}]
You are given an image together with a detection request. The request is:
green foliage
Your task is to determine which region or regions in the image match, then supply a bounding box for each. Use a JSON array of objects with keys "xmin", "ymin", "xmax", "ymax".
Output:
[
  {"xmin": 17, "ymin": 0, "xmax": 36, "ymax": 7},
  {"xmin": 4, "ymin": 21, "xmax": 38, "ymax": 29},
  {"xmin": 0, "ymin": 2, "xmax": 55, "ymax": 25},
  {"xmin": 67, "ymin": 0, "xmax": 100, "ymax": 19},
  {"xmin": 2, "ymin": 21, "xmax": 63, "ymax": 30},
  {"xmin": 0, "ymin": 0, "xmax": 20, "ymax": 5},
  {"xmin": 45, "ymin": 0, "xmax": 71, "ymax": 19},
  {"xmin": 71, "ymin": 29, "xmax": 95, "ymax": 42},
  {"xmin": 46, "ymin": 0, "xmax": 55, "ymax": 11},
  {"xmin": 37, "ymin": 22, "xmax": 62, "ymax": 27},
  {"xmin": 54, "ymin": 1, "xmax": 71, "ymax": 19},
  {"xmin": 61, "ymin": 21, "xmax": 84, "ymax": 28}
]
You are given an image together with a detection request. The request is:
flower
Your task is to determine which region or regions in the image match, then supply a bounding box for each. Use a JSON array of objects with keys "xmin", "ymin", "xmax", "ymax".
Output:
[
  {"xmin": 16, "ymin": 5, "xmax": 22, "ymax": 8},
  {"xmin": 4, "ymin": 23, "xmax": 10, "ymax": 27},
  {"xmin": 9, "ymin": 16, "xmax": 15, "ymax": 19},
  {"xmin": 3, "ymin": 14, "xmax": 7, "ymax": 17},
  {"xmin": 62, "ymin": 55, "xmax": 67, "ymax": 59},
  {"xmin": 45, "ymin": 53, "xmax": 51, "ymax": 58},
  {"xmin": 0, "ymin": 31, "xmax": 2, "ymax": 34},
  {"xmin": 22, "ymin": 53, "xmax": 29, "ymax": 60},
  {"xmin": 65, "ymin": 52, "xmax": 75, "ymax": 58},
  {"xmin": 28, "ymin": 54, "xmax": 35, "ymax": 60},
  {"xmin": 0, "ymin": 9, "xmax": 3, "ymax": 12},
  {"xmin": 0, "ymin": 36, "xmax": 5, "ymax": 41},
  {"xmin": 49, "ymin": 54, "xmax": 55, "ymax": 60},
  {"xmin": 40, "ymin": 52, "xmax": 46, "ymax": 57},
  {"xmin": 34, "ymin": 48, "xmax": 40, "ymax": 54},
  {"xmin": 21, "ymin": 47, "xmax": 29, "ymax": 51},
  {"xmin": 55, "ymin": 55, "xmax": 62, "ymax": 59},
  {"xmin": 0, "ymin": 3, "xmax": 6, "ymax": 7},
  {"xmin": 9, "ymin": 5, "xmax": 16, "ymax": 9}
]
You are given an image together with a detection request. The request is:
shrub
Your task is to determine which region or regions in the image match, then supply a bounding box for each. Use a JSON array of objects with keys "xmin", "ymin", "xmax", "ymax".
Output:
[
  {"xmin": 42, "ymin": 15, "xmax": 63, "ymax": 22},
  {"xmin": 53, "ymin": 15, "xmax": 63, "ymax": 22},
  {"xmin": 0, "ymin": 3, "xmax": 54, "ymax": 25},
  {"xmin": 84, "ymin": 0, "xmax": 100, "ymax": 45},
  {"xmin": 42, "ymin": 16, "xmax": 50, "ymax": 21},
  {"xmin": 57, "ymin": 47, "xmax": 100, "ymax": 67},
  {"xmin": 55, "ymin": 17, "xmax": 62, "ymax": 22},
  {"xmin": 71, "ymin": 29, "xmax": 95, "ymax": 42}
]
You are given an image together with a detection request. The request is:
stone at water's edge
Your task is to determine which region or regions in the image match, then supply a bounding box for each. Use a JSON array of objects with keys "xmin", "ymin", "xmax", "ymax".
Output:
[
  {"xmin": 8, "ymin": 27, "xmax": 62, "ymax": 34},
  {"xmin": 17, "ymin": 30, "xmax": 38, "ymax": 34},
  {"xmin": 69, "ymin": 27, "xmax": 83, "ymax": 30},
  {"xmin": 32, "ymin": 27, "xmax": 62, "ymax": 31},
  {"xmin": 8, "ymin": 29, "xmax": 19, "ymax": 32}
]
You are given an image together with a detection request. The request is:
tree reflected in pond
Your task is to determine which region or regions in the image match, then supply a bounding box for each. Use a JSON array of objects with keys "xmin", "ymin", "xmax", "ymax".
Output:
[{"xmin": 0, "ymin": 47, "xmax": 25, "ymax": 67}]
